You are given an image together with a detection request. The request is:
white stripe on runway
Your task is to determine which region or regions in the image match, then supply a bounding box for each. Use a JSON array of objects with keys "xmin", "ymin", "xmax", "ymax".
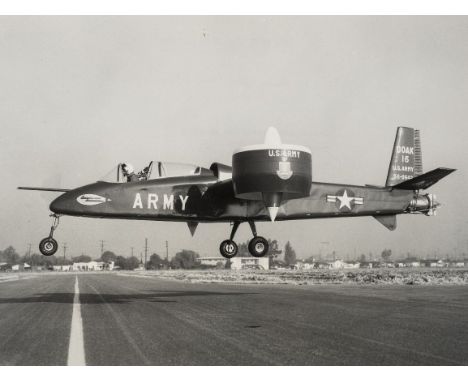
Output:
[{"xmin": 67, "ymin": 276, "xmax": 86, "ymax": 366}]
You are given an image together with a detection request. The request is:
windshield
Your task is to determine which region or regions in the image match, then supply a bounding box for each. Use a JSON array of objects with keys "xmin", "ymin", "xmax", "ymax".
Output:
[{"xmin": 148, "ymin": 162, "xmax": 211, "ymax": 179}]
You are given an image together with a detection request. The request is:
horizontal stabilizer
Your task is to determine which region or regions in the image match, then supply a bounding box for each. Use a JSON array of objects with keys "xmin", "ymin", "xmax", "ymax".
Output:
[
  {"xmin": 391, "ymin": 168, "xmax": 456, "ymax": 190},
  {"xmin": 18, "ymin": 186, "xmax": 70, "ymax": 192},
  {"xmin": 373, "ymin": 215, "xmax": 397, "ymax": 231}
]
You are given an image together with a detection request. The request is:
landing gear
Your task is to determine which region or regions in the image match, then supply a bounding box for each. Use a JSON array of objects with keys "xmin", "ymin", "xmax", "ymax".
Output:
[
  {"xmin": 219, "ymin": 221, "xmax": 270, "ymax": 258},
  {"xmin": 247, "ymin": 221, "xmax": 269, "ymax": 257},
  {"xmin": 220, "ymin": 222, "xmax": 240, "ymax": 258},
  {"xmin": 248, "ymin": 236, "xmax": 269, "ymax": 257},
  {"xmin": 39, "ymin": 214, "xmax": 60, "ymax": 256},
  {"xmin": 220, "ymin": 240, "xmax": 238, "ymax": 258},
  {"xmin": 39, "ymin": 237, "xmax": 58, "ymax": 256}
]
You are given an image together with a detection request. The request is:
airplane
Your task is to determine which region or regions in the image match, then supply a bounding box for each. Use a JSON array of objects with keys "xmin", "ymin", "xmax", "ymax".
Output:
[{"xmin": 19, "ymin": 126, "xmax": 455, "ymax": 259}]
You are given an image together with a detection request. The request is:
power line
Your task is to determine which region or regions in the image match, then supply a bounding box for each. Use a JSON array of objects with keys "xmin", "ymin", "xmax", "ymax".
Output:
[
  {"xmin": 166, "ymin": 240, "xmax": 169, "ymax": 262},
  {"xmin": 144, "ymin": 238, "xmax": 148, "ymax": 270}
]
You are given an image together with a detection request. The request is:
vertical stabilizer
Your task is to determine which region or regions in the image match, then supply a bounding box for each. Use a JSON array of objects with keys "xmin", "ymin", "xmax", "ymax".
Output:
[{"xmin": 385, "ymin": 127, "xmax": 423, "ymax": 187}]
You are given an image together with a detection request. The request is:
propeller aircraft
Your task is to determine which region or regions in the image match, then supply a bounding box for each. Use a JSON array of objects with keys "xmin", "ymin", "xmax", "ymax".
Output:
[{"xmin": 19, "ymin": 126, "xmax": 455, "ymax": 259}]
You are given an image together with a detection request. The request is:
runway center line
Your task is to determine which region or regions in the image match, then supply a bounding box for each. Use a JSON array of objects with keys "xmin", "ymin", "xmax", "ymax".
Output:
[{"xmin": 67, "ymin": 276, "xmax": 86, "ymax": 366}]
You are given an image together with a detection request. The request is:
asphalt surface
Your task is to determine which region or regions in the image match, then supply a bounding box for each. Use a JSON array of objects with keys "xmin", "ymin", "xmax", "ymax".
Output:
[{"xmin": 0, "ymin": 272, "xmax": 467, "ymax": 365}]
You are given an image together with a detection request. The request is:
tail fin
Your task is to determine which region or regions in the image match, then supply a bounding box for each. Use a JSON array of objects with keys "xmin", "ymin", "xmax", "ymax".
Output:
[{"xmin": 385, "ymin": 126, "xmax": 423, "ymax": 187}]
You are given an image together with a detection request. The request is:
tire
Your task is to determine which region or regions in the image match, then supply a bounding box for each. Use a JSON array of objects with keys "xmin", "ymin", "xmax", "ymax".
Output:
[
  {"xmin": 219, "ymin": 240, "xmax": 238, "ymax": 259},
  {"xmin": 39, "ymin": 237, "xmax": 58, "ymax": 256},
  {"xmin": 248, "ymin": 236, "xmax": 269, "ymax": 257}
]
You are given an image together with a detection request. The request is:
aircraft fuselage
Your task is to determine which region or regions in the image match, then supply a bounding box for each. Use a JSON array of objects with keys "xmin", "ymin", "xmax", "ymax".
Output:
[{"xmin": 49, "ymin": 175, "xmax": 415, "ymax": 223}]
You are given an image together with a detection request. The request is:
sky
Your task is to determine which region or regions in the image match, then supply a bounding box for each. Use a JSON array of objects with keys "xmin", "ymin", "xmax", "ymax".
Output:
[{"xmin": 1, "ymin": 16, "xmax": 467, "ymax": 260}]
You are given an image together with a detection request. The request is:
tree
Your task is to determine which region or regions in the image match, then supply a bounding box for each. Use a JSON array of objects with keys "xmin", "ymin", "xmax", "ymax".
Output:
[
  {"xmin": 359, "ymin": 254, "xmax": 366, "ymax": 263},
  {"xmin": 147, "ymin": 253, "xmax": 168, "ymax": 269},
  {"xmin": 125, "ymin": 256, "xmax": 140, "ymax": 270},
  {"xmin": 56, "ymin": 257, "xmax": 73, "ymax": 266},
  {"xmin": 381, "ymin": 249, "xmax": 392, "ymax": 262},
  {"xmin": 114, "ymin": 255, "xmax": 140, "ymax": 270},
  {"xmin": 268, "ymin": 239, "xmax": 282, "ymax": 257},
  {"xmin": 0, "ymin": 246, "xmax": 20, "ymax": 265},
  {"xmin": 170, "ymin": 250, "xmax": 199, "ymax": 269},
  {"xmin": 237, "ymin": 242, "xmax": 249, "ymax": 257},
  {"xmin": 29, "ymin": 253, "xmax": 46, "ymax": 267},
  {"xmin": 115, "ymin": 256, "xmax": 127, "ymax": 269},
  {"xmin": 72, "ymin": 255, "xmax": 92, "ymax": 263},
  {"xmin": 101, "ymin": 251, "xmax": 117, "ymax": 263},
  {"xmin": 284, "ymin": 241, "xmax": 297, "ymax": 266},
  {"xmin": 304, "ymin": 256, "xmax": 316, "ymax": 264}
]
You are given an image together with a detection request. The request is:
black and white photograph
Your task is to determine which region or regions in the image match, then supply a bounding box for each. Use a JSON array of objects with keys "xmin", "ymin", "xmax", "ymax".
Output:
[{"xmin": 0, "ymin": 3, "xmax": 467, "ymax": 372}]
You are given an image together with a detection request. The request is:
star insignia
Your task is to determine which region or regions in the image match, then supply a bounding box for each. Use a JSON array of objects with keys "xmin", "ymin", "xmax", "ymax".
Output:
[
  {"xmin": 326, "ymin": 190, "xmax": 364, "ymax": 211},
  {"xmin": 336, "ymin": 190, "xmax": 353, "ymax": 210}
]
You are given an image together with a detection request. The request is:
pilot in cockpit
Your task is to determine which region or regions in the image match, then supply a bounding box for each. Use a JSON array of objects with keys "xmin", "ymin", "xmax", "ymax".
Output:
[
  {"xmin": 121, "ymin": 163, "xmax": 139, "ymax": 182},
  {"xmin": 137, "ymin": 164, "xmax": 151, "ymax": 181}
]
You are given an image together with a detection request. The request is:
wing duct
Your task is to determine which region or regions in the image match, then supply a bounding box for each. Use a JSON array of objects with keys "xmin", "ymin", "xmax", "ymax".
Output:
[{"xmin": 232, "ymin": 127, "xmax": 312, "ymax": 221}]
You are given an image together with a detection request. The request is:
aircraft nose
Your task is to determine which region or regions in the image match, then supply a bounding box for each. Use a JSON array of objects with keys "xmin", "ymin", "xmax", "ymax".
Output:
[{"xmin": 50, "ymin": 192, "xmax": 72, "ymax": 214}]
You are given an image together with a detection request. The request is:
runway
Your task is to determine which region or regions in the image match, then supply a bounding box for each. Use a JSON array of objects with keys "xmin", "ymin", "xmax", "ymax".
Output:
[{"xmin": 0, "ymin": 273, "xmax": 467, "ymax": 365}]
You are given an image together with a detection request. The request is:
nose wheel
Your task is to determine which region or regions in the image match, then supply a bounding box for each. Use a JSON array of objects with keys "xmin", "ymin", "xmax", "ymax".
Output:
[
  {"xmin": 219, "ymin": 221, "xmax": 270, "ymax": 258},
  {"xmin": 39, "ymin": 214, "xmax": 60, "ymax": 256},
  {"xmin": 39, "ymin": 237, "xmax": 58, "ymax": 256}
]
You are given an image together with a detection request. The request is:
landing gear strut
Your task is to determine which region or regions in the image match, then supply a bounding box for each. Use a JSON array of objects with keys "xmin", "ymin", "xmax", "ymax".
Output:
[
  {"xmin": 39, "ymin": 214, "xmax": 60, "ymax": 256},
  {"xmin": 219, "ymin": 221, "xmax": 269, "ymax": 259}
]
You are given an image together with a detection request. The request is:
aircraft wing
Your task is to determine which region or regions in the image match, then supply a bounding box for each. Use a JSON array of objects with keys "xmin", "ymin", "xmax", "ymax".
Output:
[{"xmin": 18, "ymin": 187, "xmax": 70, "ymax": 192}]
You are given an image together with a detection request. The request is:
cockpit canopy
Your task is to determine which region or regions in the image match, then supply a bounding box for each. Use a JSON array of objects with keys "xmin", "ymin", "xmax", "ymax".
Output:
[
  {"xmin": 147, "ymin": 161, "xmax": 213, "ymax": 180},
  {"xmin": 101, "ymin": 161, "xmax": 213, "ymax": 183}
]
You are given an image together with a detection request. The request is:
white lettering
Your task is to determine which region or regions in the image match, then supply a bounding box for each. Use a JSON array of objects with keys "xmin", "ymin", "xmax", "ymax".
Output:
[
  {"xmin": 179, "ymin": 195, "xmax": 189, "ymax": 211},
  {"xmin": 396, "ymin": 146, "xmax": 414, "ymax": 155},
  {"xmin": 133, "ymin": 193, "xmax": 143, "ymax": 209},
  {"xmin": 268, "ymin": 149, "xmax": 301, "ymax": 158},
  {"xmin": 148, "ymin": 193, "xmax": 158, "ymax": 209},
  {"xmin": 163, "ymin": 194, "xmax": 174, "ymax": 210}
]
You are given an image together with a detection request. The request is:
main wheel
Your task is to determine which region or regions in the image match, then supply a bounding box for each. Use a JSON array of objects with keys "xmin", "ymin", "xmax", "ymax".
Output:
[
  {"xmin": 39, "ymin": 237, "xmax": 58, "ymax": 256},
  {"xmin": 248, "ymin": 236, "xmax": 269, "ymax": 257},
  {"xmin": 219, "ymin": 240, "xmax": 238, "ymax": 258}
]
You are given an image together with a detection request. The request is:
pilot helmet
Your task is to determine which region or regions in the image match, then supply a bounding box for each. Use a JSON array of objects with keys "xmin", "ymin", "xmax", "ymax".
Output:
[{"xmin": 121, "ymin": 163, "xmax": 134, "ymax": 174}]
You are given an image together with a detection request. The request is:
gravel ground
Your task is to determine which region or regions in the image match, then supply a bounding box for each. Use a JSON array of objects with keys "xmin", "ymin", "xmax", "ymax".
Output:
[{"xmin": 120, "ymin": 267, "xmax": 468, "ymax": 285}]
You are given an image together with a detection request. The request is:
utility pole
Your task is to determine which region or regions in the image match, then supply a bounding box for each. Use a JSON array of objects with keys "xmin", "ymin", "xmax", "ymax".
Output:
[
  {"xmin": 27, "ymin": 243, "xmax": 32, "ymax": 259},
  {"xmin": 100, "ymin": 240, "xmax": 105, "ymax": 256},
  {"xmin": 63, "ymin": 242, "xmax": 67, "ymax": 261},
  {"xmin": 144, "ymin": 238, "xmax": 148, "ymax": 270},
  {"xmin": 165, "ymin": 240, "xmax": 169, "ymax": 262}
]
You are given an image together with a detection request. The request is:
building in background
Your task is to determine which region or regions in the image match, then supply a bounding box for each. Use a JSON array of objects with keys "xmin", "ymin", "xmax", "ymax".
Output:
[
  {"xmin": 71, "ymin": 261, "xmax": 114, "ymax": 271},
  {"xmin": 198, "ymin": 257, "xmax": 226, "ymax": 267},
  {"xmin": 230, "ymin": 257, "xmax": 269, "ymax": 270}
]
